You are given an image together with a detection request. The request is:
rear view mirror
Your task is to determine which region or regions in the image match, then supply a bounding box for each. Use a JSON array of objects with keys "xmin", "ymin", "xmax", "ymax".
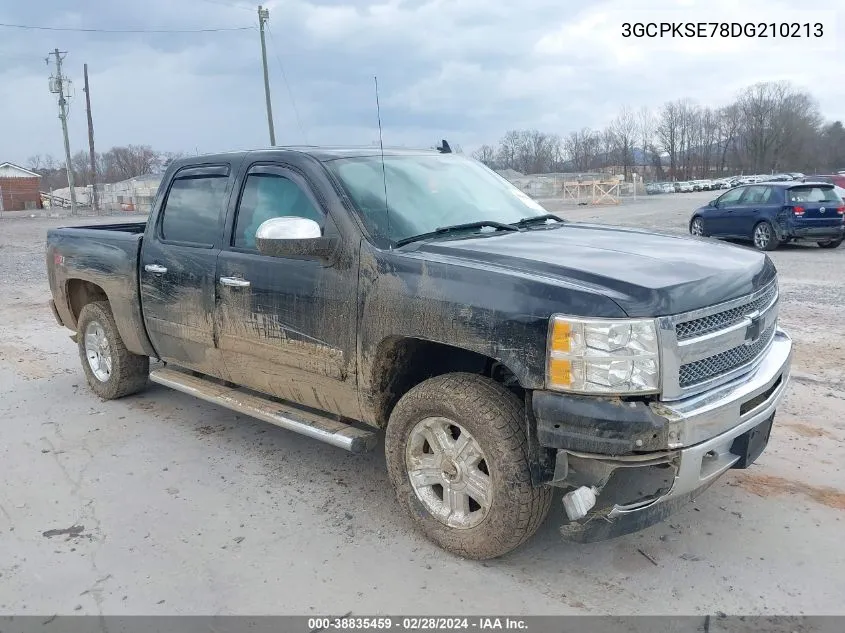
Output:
[{"xmin": 255, "ymin": 217, "xmax": 337, "ymax": 260}]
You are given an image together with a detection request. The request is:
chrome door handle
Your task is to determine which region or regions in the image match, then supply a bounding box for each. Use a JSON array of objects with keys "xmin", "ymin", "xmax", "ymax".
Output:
[
  {"xmin": 219, "ymin": 276, "xmax": 251, "ymax": 288},
  {"xmin": 144, "ymin": 264, "xmax": 168, "ymax": 274}
]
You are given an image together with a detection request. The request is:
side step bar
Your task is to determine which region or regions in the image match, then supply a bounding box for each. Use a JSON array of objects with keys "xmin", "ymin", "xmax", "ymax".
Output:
[{"xmin": 149, "ymin": 367, "xmax": 378, "ymax": 453}]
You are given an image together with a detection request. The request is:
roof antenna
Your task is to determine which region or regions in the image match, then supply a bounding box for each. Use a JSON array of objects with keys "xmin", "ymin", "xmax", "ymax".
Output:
[
  {"xmin": 374, "ymin": 75, "xmax": 390, "ymax": 247},
  {"xmin": 436, "ymin": 139, "xmax": 452, "ymax": 154}
]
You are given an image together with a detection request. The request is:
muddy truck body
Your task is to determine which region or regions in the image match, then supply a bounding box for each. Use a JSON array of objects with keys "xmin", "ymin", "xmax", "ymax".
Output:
[{"xmin": 46, "ymin": 147, "xmax": 793, "ymax": 559}]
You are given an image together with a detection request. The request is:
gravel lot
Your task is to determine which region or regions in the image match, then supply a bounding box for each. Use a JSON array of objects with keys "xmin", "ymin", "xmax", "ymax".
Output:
[{"xmin": 0, "ymin": 191, "xmax": 843, "ymax": 616}]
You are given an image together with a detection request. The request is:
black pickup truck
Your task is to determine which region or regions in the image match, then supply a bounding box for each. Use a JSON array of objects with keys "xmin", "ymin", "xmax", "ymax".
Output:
[{"xmin": 46, "ymin": 147, "xmax": 792, "ymax": 559}]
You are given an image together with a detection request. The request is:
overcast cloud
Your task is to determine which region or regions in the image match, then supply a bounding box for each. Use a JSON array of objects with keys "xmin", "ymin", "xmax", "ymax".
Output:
[{"xmin": 0, "ymin": 0, "xmax": 842, "ymax": 165}]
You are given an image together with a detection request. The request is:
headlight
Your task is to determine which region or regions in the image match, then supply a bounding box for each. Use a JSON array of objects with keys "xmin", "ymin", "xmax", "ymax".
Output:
[{"xmin": 546, "ymin": 316, "xmax": 660, "ymax": 395}]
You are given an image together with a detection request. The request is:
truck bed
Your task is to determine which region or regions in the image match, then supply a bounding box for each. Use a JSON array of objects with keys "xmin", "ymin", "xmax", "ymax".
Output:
[{"xmin": 46, "ymin": 223, "xmax": 156, "ymax": 358}]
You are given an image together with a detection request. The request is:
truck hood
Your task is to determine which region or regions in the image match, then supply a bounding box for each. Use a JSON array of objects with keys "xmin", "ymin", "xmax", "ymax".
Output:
[{"xmin": 412, "ymin": 223, "xmax": 777, "ymax": 317}]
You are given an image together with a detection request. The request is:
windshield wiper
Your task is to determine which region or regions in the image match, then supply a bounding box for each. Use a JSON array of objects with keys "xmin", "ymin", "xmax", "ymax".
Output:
[
  {"xmin": 511, "ymin": 213, "xmax": 564, "ymax": 228},
  {"xmin": 394, "ymin": 221, "xmax": 518, "ymax": 248}
]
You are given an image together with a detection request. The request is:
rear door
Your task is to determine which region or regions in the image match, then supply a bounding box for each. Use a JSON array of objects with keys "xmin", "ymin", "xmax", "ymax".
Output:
[
  {"xmin": 708, "ymin": 186, "xmax": 746, "ymax": 235},
  {"xmin": 735, "ymin": 185, "xmax": 780, "ymax": 237},
  {"xmin": 140, "ymin": 164, "xmax": 234, "ymax": 375},
  {"xmin": 786, "ymin": 184, "xmax": 844, "ymax": 230}
]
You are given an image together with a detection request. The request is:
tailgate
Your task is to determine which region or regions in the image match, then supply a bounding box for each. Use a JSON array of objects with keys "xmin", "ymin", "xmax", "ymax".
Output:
[{"xmin": 787, "ymin": 185, "xmax": 845, "ymax": 226}]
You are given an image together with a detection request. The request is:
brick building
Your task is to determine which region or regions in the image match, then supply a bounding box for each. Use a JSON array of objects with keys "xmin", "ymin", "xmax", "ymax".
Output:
[{"xmin": 0, "ymin": 162, "xmax": 43, "ymax": 211}]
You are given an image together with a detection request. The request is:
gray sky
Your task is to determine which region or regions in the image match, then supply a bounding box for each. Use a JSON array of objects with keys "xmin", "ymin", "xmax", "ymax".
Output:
[{"xmin": 0, "ymin": 0, "xmax": 842, "ymax": 165}]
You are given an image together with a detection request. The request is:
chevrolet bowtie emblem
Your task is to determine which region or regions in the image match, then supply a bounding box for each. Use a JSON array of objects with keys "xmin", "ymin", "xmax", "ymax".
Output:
[{"xmin": 744, "ymin": 314, "xmax": 763, "ymax": 346}]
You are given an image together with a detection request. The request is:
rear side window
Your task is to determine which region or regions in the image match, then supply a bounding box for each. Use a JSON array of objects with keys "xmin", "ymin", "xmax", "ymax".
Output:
[
  {"xmin": 160, "ymin": 175, "xmax": 229, "ymax": 245},
  {"xmin": 740, "ymin": 186, "xmax": 775, "ymax": 204},
  {"xmin": 787, "ymin": 186, "xmax": 841, "ymax": 204}
]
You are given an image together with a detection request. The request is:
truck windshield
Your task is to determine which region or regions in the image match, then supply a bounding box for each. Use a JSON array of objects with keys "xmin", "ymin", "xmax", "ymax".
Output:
[{"xmin": 326, "ymin": 154, "xmax": 549, "ymax": 246}]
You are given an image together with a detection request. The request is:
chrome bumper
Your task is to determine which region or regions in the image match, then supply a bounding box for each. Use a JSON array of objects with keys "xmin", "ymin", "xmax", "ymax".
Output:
[
  {"xmin": 560, "ymin": 329, "xmax": 792, "ymax": 543},
  {"xmin": 651, "ymin": 328, "xmax": 793, "ymax": 447}
]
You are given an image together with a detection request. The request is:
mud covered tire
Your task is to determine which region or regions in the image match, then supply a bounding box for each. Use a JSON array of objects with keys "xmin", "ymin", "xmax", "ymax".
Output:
[
  {"xmin": 77, "ymin": 301, "xmax": 149, "ymax": 399},
  {"xmin": 817, "ymin": 239, "xmax": 842, "ymax": 249},
  {"xmin": 385, "ymin": 373, "xmax": 553, "ymax": 560}
]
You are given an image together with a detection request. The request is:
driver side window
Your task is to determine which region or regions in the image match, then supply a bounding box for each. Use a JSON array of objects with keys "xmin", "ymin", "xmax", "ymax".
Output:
[
  {"xmin": 233, "ymin": 172, "xmax": 323, "ymax": 250},
  {"xmin": 717, "ymin": 187, "xmax": 746, "ymax": 205}
]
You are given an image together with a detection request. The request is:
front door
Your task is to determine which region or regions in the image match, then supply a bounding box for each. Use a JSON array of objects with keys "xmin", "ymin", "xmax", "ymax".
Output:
[
  {"xmin": 709, "ymin": 186, "xmax": 747, "ymax": 235},
  {"xmin": 214, "ymin": 163, "xmax": 360, "ymax": 419},
  {"xmin": 140, "ymin": 164, "xmax": 232, "ymax": 374}
]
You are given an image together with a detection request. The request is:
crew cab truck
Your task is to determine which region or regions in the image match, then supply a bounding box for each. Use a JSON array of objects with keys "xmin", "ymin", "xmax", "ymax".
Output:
[{"xmin": 46, "ymin": 147, "xmax": 793, "ymax": 559}]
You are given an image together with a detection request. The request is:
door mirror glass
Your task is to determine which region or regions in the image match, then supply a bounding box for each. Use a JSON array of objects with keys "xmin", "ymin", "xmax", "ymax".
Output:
[
  {"xmin": 710, "ymin": 199, "xmax": 719, "ymax": 208},
  {"xmin": 255, "ymin": 217, "xmax": 335, "ymax": 259}
]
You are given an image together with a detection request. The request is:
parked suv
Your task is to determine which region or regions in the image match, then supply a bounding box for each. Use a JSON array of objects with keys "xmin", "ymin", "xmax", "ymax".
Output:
[{"xmin": 689, "ymin": 182, "xmax": 845, "ymax": 250}]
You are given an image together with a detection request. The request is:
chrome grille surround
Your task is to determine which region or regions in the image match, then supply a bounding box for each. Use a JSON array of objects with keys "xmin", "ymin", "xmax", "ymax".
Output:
[
  {"xmin": 657, "ymin": 279, "xmax": 780, "ymax": 401},
  {"xmin": 675, "ymin": 283, "xmax": 778, "ymax": 341},
  {"xmin": 678, "ymin": 323, "xmax": 776, "ymax": 388}
]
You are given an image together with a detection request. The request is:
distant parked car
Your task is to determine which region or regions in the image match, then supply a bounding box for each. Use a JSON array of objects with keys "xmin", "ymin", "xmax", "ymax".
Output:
[
  {"xmin": 661, "ymin": 183, "xmax": 675, "ymax": 193},
  {"xmin": 804, "ymin": 174, "xmax": 845, "ymax": 188},
  {"xmin": 677, "ymin": 181, "xmax": 694, "ymax": 193},
  {"xmin": 689, "ymin": 182, "xmax": 844, "ymax": 251}
]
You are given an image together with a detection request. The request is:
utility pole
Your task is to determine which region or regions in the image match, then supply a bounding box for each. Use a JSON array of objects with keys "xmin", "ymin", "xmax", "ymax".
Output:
[
  {"xmin": 258, "ymin": 6, "xmax": 275, "ymax": 146},
  {"xmin": 47, "ymin": 48, "xmax": 77, "ymax": 215},
  {"xmin": 83, "ymin": 63, "xmax": 99, "ymax": 213}
]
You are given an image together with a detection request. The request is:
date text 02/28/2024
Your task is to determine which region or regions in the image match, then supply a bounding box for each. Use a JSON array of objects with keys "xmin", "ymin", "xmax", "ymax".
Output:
[
  {"xmin": 621, "ymin": 22, "xmax": 824, "ymax": 38},
  {"xmin": 307, "ymin": 617, "xmax": 528, "ymax": 630}
]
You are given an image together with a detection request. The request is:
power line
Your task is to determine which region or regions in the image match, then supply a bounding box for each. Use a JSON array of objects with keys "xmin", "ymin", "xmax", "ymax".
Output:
[
  {"xmin": 266, "ymin": 25, "xmax": 308, "ymax": 144},
  {"xmin": 0, "ymin": 22, "xmax": 254, "ymax": 34}
]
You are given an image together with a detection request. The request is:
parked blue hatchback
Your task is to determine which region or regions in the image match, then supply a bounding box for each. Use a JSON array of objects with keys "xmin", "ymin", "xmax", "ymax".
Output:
[{"xmin": 689, "ymin": 181, "xmax": 845, "ymax": 251}]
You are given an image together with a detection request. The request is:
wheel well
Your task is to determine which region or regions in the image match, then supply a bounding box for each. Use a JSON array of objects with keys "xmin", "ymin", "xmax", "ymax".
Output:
[
  {"xmin": 66, "ymin": 279, "xmax": 108, "ymax": 325},
  {"xmin": 370, "ymin": 337, "xmax": 522, "ymax": 428}
]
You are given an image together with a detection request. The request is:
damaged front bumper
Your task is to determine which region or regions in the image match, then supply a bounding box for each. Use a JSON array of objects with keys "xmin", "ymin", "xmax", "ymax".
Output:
[{"xmin": 533, "ymin": 329, "xmax": 793, "ymax": 543}]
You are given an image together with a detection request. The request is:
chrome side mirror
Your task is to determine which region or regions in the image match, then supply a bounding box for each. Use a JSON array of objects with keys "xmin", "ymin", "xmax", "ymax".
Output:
[{"xmin": 255, "ymin": 217, "xmax": 337, "ymax": 260}]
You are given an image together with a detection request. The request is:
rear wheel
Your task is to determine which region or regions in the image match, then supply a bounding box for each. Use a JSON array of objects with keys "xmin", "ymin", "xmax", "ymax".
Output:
[
  {"xmin": 753, "ymin": 221, "xmax": 780, "ymax": 251},
  {"xmin": 817, "ymin": 239, "xmax": 842, "ymax": 249},
  {"xmin": 385, "ymin": 373, "xmax": 553, "ymax": 560},
  {"xmin": 689, "ymin": 217, "xmax": 707, "ymax": 237},
  {"xmin": 77, "ymin": 301, "xmax": 149, "ymax": 399}
]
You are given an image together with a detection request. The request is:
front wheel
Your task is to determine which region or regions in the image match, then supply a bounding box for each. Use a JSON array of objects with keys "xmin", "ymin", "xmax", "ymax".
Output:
[
  {"xmin": 385, "ymin": 373, "xmax": 552, "ymax": 560},
  {"xmin": 689, "ymin": 216, "xmax": 707, "ymax": 237},
  {"xmin": 77, "ymin": 301, "xmax": 149, "ymax": 399},
  {"xmin": 818, "ymin": 239, "xmax": 842, "ymax": 249},
  {"xmin": 753, "ymin": 221, "xmax": 780, "ymax": 251}
]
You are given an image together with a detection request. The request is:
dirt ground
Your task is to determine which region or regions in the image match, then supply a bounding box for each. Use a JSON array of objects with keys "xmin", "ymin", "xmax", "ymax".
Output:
[{"xmin": 0, "ymin": 191, "xmax": 843, "ymax": 616}]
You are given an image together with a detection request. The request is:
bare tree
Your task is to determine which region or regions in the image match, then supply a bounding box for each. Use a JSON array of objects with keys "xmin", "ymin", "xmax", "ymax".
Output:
[
  {"xmin": 472, "ymin": 145, "xmax": 497, "ymax": 168},
  {"xmin": 657, "ymin": 101, "xmax": 682, "ymax": 180},
  {"xmin": 71, "ymin": 151, "xmax": 91, "ymax": 186},
  {"xmin": 496, "ymin": 131, "xmax": 521, "ymax": 172},
  {"xmin": 27, "ymin": 155, "xmax": 42, "ymax": 171},
  {"xmin": 610, "ymin": 106, "xmax": 637, "ymax": 179},
  {"xmin": 637, "ymin": 107, "xmax": 654, "ymax": 168},
  {"xmin": 100, "ymin": 145, "xmax": 162, "ymax": 182}
]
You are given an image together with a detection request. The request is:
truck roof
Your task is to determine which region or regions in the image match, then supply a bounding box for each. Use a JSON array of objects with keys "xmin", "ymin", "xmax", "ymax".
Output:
[{"xmin": 172, "ymin": 146, "xmax": 442, "ymax": 167}]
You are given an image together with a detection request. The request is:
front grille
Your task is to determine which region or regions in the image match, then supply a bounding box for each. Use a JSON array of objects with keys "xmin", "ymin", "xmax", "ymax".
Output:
[
  {"xmin": 675, "ymin": 283, "xmax": 777, "ymax": 341},
  {"xmin": 679, "ymin": 323, "xmax": 776, "ymax": 388}
]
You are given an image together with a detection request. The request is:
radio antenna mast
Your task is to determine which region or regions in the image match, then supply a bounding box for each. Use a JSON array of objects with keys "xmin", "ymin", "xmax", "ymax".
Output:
[{"xmin": 374, "ymin": 75, "xmax": 390, "ymax": 246}]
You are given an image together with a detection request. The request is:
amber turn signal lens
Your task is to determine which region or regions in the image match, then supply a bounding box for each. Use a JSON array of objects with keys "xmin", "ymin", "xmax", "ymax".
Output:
[
  {"xmin": 548, "ymin": 358, "xmax": 572, "ymax": 386},
  {"xmin": 551, "ymin": 319, "xmax": 572, "ymax": 352}
]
